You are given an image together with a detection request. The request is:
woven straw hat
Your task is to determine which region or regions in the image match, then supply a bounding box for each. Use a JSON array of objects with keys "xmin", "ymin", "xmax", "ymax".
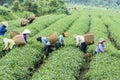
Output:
[
  {"xmin": 22, "ymin": 29, "xmax": 31, "ymax": 34},
  {"xmin": 2, "ymin": 21, "xmax": 8, "ymax": 27}
]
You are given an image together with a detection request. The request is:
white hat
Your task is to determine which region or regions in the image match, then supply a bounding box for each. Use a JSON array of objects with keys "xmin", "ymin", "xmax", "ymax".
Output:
[
  {"xmin": 2, "ymin": 21, "xmax": 8, "ymax": 27},
  {"xmin": 22, "ymin": 29, "xmax": 31, "ymax": 34}
]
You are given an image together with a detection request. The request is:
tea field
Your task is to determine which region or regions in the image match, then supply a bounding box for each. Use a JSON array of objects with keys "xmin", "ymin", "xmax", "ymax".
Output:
[{"xmin": 0, "ymin": 7, "xmax": 120, "ymax": 80}]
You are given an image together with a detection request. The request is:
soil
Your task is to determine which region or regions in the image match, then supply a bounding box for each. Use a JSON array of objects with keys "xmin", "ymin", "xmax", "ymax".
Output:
[
  {"xmin": 78, "ymin": 15, "xmax": 92, "ymax": 80},
  {"xmin": 78, "ymin": 61, "xmax": 90, "ymax": 80},
  {"xmin": 27, "ymin": 17, "xmax": 79, "ymax": 79}
]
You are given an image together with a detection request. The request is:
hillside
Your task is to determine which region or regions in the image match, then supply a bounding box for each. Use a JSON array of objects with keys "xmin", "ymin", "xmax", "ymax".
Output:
[
  {"xmin": 65, "ymin": 0, "xmax": 120, "ymax": 9},
  {"xmin": 0, "ymin": 6, "xmax": 120, "ymax": 80},
  {"xmin": 0, "ymin": 0, "xmax": 120, "ymax": 80}
]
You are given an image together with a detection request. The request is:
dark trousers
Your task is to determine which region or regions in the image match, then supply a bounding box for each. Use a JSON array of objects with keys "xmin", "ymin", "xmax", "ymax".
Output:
[
  {"xmin": 43, "ymin": 45, "xmax": 51, "ymax": 57},
  {"xmin": 80, "ymin": 42, "xmax": 87, "ymax": 53},
  {"xmin": 43, "ymin": 45, "xmax": 53, "ymax": 54},
  {"xmin": 55, "ymin": 42, "xmax": 64, "ymax": 49},
  {"xmin": 43, "ymin": 45, "xmax": 51, "ymax": 53}
]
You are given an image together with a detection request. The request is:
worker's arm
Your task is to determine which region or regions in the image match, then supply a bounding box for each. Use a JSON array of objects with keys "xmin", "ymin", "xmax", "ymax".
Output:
[
  {"xmin": 59, "ymin": 37, "xmax": 64, "ymax": 44},
  {"xmin": 1, "ymin": 27, "xmax": 7, "ymax": 33},
  {"xmin": 42, "ymin": 40, "xmax": 47, "ymax": 45},
  {"xmin": 3, "ymin": 39, "xmax": 8, "ymax": 50},
  {"xmin": 76, "ymin": 38, "xmax": 80, "ymax": 47},
  {"xmin": 42, "ymin": 38, "xmax": 50, "ymax": 45},
  {"xmin": 9, "ymin": 39, "xmax": 15, "ymax": 49}
]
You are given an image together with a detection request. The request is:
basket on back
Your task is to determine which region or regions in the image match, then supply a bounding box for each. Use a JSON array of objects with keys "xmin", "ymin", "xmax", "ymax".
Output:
[
  {"xmin": 27, "ymin": 14, "xmax": 36, "ymax": 21},
  {"xmin": 84, "ymin": 33, "xmax": 94, "ymax": 45},
  {"xmin": 47, "ymin": 32, "xmax": 58, "ymax": 47},
  {"xmin": 10, "ymin": 31, "xmax": 20, "ymax": 38},
  {"xmin": 27, "ymin": 14, "xmax": 36, "ymax": 24},
  {"xmin": 21, "ymin": 19, "xmax": 28, "ymax": 26},
  {"xmin": 13, "ymin": 34, "xmax": 26, "ymax": 46}
]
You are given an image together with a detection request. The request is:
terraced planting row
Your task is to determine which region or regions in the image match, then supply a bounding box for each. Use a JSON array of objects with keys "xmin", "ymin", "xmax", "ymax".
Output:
[
  {"xmin": 0, "ymin": 15, "xmax": 65, "ymax": 56},
  {"xmin": 29, "ymin": 14, "xmax": 79, "ymax": 50},
  {"xmin": 6, "ymin": 14, "xmax": 66, "ymax": 37},
  {"xmin": 0, "ymin": 8, "xmax": 120, "ymax": 80},
  {"xmin": 31, "ymin": 15, "xmax": 90, "ymax": 80},
  {"xmin": 84, "ymin": 16, "xmax": 120, "ymax": 80},
  {"xmin": 101, "ymin": 16, "xmax": 120, "ymax": 50},
  {"xmin": 0, "ymin": 14, "xmax": 79, "ymax": 80},
  {"xmin": 31, "ymin": 46, "xmax": 83, "ymax": 80}
]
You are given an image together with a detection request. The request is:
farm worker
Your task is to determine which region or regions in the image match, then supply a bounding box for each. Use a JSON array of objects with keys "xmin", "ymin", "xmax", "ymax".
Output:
[
  {"xmin": 0, "ymin": 21, "xmax": 8, "ymax": 36},
  {"xmin": 2, "ymin": 38, "xmax": 15, "ymax": 53},
  {"xmin": 22, "ymin": 29, "xmax": 31, "ymax": 43},
  {"xmin": 27, "ymin": 14, "xmax": 36, "ymax": 24},
  {"xmin": 95, "ymin": 38, "xmax": 106, "ymax": 53},
  {"xmin": 55, "ymin": 32, "xmax": 68, "ymax": 49},
  {"xmin": 36, "ymin": 37, "xmax": 53, "ymax": 58},
  {"xmin": 74, "ymin": 34, "xmax": 87, "ymax": 53}
]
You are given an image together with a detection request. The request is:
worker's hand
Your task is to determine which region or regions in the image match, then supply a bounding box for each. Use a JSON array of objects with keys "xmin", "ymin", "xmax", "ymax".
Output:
[
  {"xmin": 76, "ymin": 45, "xmax": 79, "ymax": 48},
  {"xmin": 62, "ymin": 44, "xmax": 65, "ymax": 46},
  {"xmin": 2, "ymin": 49, "xmax": 5, "ymax": 53},
  {"xmin": 5, "ymin": 30, "xmax": 7, "ymax": 32},
  {"xmin": 104, "ymin": 50, "xmax": 107, "ymax": 53}
]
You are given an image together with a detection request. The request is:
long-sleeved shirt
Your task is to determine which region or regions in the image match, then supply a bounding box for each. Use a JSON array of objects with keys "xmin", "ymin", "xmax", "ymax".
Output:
[
  {"xmin": 59, "ymin": 35, "xmax": 64, "ymax": 44},
  {"xmin": 23, "ymin": 34, "xmax": 27, "ymax": 43},
  {"xmin": 74, "ymin": 35, "xmax": 85, "ymax": 46},
  {"xmin": 3, "ymin": 38, "xmax": 15, "ymax": 50},
  {"xmin": 0, "ymin": 25, "xmax": 7, "ymax": 36},
  {"xmin": 41, "ymin": 37, "xmax": 50, "ymax": 45},
  {"xmin": 95, "ymin": 43, "xmax": 105, "ymax": 53}
]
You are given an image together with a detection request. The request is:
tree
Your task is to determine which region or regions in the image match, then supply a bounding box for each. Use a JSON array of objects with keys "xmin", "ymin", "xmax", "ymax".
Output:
[
  {"xmin": 37, "ymin": 0, "xmax": 67, "ymax": 15},
  {"xmin": 23, "ymin": 0, "xmax": 39, "ymax": 15},
  {"xmin": 12, "ymin": 0, "xmax": 21, "ymax": 11}
]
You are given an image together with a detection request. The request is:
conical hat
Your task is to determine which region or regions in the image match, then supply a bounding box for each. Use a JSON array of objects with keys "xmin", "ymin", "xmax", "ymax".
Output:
[
  {"xmin": 22, "ymin": 29, "xmax": 31, "ymax": 34},
  {"xmin": 2, "ymin": 21, "xmax": 8, "ymax": 27}
]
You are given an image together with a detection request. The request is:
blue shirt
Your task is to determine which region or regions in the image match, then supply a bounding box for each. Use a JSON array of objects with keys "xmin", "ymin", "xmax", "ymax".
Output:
[
  {"xmin": 0, "ymin": 25, "xmax": 7, "ymax": 36},
  {"xmin": 95, "ymin": 43, "xmax": 105, "ymax": 53},
  {"xmin": 41, "ymin": 37, "xmax": 50, "ymax": 45},
  {"xmin": 59, "ymin": 35, "xmax": 64, "ymax": 44}
]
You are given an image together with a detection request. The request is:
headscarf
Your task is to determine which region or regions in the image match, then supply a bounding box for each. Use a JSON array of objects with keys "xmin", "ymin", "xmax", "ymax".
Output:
[{"xmin": 98, "ymin": 38, "xmax": 106, "ymax": 44}]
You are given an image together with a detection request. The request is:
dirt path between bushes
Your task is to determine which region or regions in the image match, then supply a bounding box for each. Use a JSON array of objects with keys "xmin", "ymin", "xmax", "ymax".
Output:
[
  {"xmin": 105, "ymin": 24, "xmax": 120, "ymax": 50},
  {"xmin": 27, "ymin": 17, "xmax": 80, "ymax": 79},
  {"xmin": 78, "ymin": 15, "xmax": 92, "ymax": 80}
]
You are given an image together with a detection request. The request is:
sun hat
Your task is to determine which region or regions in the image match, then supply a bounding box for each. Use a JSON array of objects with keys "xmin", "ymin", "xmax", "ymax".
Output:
[
  {"xmin": 22, "ymin": 29, "xmax": 31, "ymax": 34},
  {"xmin": 2, "ymin": 21, "xmax": 8, "ymax": 27}
]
